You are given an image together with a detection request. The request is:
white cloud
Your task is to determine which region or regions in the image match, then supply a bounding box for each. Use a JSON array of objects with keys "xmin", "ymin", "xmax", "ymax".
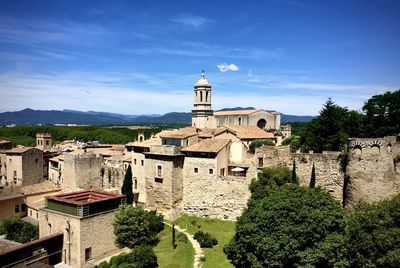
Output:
[
  {"xmin": 171, "ymin": 14, "xmax": 211, "ymax": 29},
  {"xmin": 217, "ymin": 63, "xmax": 239, "ymax": 73}
]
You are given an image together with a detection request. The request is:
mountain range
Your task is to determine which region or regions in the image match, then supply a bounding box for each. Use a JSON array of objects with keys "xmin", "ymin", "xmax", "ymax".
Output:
[{"xmin": 0, "ymin": 108, "xmax": 314, "ymax": 126}]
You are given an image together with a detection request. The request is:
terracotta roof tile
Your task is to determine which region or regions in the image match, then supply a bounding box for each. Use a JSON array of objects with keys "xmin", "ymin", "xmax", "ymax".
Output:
[
  {"xmin": 181, "ymin": 139, "xmax": 231, "ymax": 153},
  {"xmin": 223, "ymin": 125, "xmax": 275, "ymax": 139}
]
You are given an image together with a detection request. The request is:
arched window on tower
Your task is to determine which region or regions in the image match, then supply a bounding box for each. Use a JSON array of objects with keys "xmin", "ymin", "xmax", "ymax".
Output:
[
  {"xmin": 238, "ymin": 117, "xmax": 242, "ymax": 125},
  {"xmin": 206, "ymin": 91, "xmax": 209, "ymax": 102},
  {"xmin": 200, "ymin": 91, "xmax": 203, "ymax": 102}
]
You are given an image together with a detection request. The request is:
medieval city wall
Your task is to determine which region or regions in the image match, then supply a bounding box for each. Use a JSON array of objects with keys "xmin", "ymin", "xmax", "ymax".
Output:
[{"xmin": 345, "ymin": 136, "xmax": 400, "ymax": 208}]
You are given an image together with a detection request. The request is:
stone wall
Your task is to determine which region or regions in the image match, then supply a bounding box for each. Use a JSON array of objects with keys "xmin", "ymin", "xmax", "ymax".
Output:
[
  {"xmin": 63, "ymin": 152, "xmax": 102, "ymax": 190},
  {"xmin": 182, "ymin": 156, "xmax": 253, "ymax": 220},
  {"xmin": 345, "ymin": 136, "xmax": 400, "ymax": 208},
  {"xmin": 145, "ymin": 154, "xmax": 184, "ymax": 219},
  {"xmin": 39, "ymin": 208, "xmax": 118, "ymax": 268}
]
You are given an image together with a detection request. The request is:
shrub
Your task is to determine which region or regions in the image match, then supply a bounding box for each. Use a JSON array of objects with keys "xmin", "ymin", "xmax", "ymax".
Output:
[
  {"xmin": 0, "ymin": 218, "xmax": 38, "ymax": 243},
  {"xmin": 249, "ymin": 139, "xmax": 275, "ymax": 154},
  {"xmin": 97, "ymin": 246, "xmax": 158, "ymax": 268},
  {"xmin": 194, "ymin": 230, "xmax": 218, "ymax": 248},
  {"xmin": 176, "ymin": 231, "xmax": 188, "ymax": 243}
]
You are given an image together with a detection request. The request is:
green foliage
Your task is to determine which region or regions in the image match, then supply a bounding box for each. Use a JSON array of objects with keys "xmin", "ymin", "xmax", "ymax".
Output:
[
  {"xmin": 96, "ymin": 246, "xmax": 158, "ymax": 268},
  {"xmin": 345, "ymin": 195, "xmax": 400, "ymax": 267},
  {"xmin": 299, "ymin": 91, "xmax": 400, "ymax": 152},
  {"xmin": 0, "ymin": 126, "xmax": 162, "ymax": 147},
  {"xmin": 224, "ymin": 184, "xmax": 345, "ymax": 267},
  {"xmin": 0, "ymin": 218, "xmax": 39, "ymax": 243},
  {"xmin": 291, "ymin": 160, "xmax": 298, "ymax": 184},
  {"xmin": 250, "ymin": 166, "xmax": 295, "ymax": 200},
  {"xmin": 362, "ymin": 90, "xmax": 400, "ymax": 137},
  {"xmin": 194, "ymin": 230, "xmax": 218, "ymax": 248},
  {"xmin": 121, "ymin": 165, "xmax": 133, "ymax": 204},
  {"xmin": 282, "ymin": 135, "xmax": 301, "ymax": 152},
  {"xmin": 113, "ymin": 206, "xmax": 164, "ymax": 249},
  {"xmin": 309, "ymin": 163, "xmax": 316, "ymax": 188},
  {"xmin": 172, "ymin": 224, "xmax": 176, "ymax": 249},
  {"xmin": 394, "ymin": 155, "xmax": 400, "ymax": 165},
  {"xmin": 176, "ymin": 231, "xmax": 188, "ymax": 243},
  {"xmin": 249, "ymin": 139, "xmax": 275, "ymax": 154},
  {"xmin": 300, "ymin": 98, "xmax": 353, "ymax": 153}
]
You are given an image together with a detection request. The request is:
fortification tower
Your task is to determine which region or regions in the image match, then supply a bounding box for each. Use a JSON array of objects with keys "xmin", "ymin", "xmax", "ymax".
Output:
[{"xmin": 192, "ymin": 70, "xmax": 213, "ymax": 128}]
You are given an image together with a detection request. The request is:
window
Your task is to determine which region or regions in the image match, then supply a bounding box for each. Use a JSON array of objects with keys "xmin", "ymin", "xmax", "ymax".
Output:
[
  {"xmin": 134, "ymin": 159, "xmax": 137, "ymax": 165},
  {"xmin": 258, "ymin": 157, "xmax": 264, "ymax": 167},
  {"xmin": 36, "ymin": 212, "xmax": 38, "ymax": 219},
  {"xmin": 141, "ymin": 160, "xmax": 144, "ymax": 166},
  {"xmin": 220, "ymin": 168, "xmax": 225, "ymax": 176},
  {"xmin": 194, "ymin": 168, "xmax": 198, "ymax": 174},
  {"xmin": 30, "ymin": 210, "xmax": 32, "ymax": 216},
  {"xmin": 13, "ymin": 171, "xmax": 17, "ymax": 177},
  {"xmin": 46, "ymin": 140, "xmax": 49, "ymax": 145},
  {"xmin": 134, "ymin": 179, "xmax": 138, "ymax": 190},
  {"xmin": 15, "ymin": 205, "xmax": 20, "ymax": 213},
  {"xmin": 21, "ymin": 204, "xmax": 26, "ymax": 212},
  {"xmin": 35, "ymin": 159, "xmax": 39, "ymax": 165},
  {"xmin": 157, "ymin": 165, "xmax": 162, "ymax": 177},
  {"xmin": 238, "ymin": 117, "xmax": 242, "ymax": 126},
  {"xmin": 37, "ymin": 140, "xmax": 40, "ymax": 146},
  {"xmin": 209, "ymin": 169, "xmax": 214, "ymax": 175},
  {"xmin": 85, "ymin": 247, "xmax": 92, "ymax": 261}
]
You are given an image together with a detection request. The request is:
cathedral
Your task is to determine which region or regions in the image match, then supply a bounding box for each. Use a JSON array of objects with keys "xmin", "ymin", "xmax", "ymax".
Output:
[{"xmin": 191, "ymin": 71, "xmax": 281, "ymax": 130}]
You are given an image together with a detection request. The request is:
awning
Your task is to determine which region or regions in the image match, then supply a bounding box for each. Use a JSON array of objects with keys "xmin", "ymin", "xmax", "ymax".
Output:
[{"xmin": 231, "ymin": 167, "xmax": 245, "ymax": 172}]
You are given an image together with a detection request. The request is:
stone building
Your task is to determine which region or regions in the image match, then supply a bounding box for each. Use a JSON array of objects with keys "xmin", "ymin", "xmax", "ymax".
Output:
[
  {"xmin": 63, "ymin": 151, "xmax": 103, "ymax": 190},
  {"xmin": 4, "ymin": 147, "xmax": 44, "ymax": 186},
  {"xmin": 36, "ymin": 133, "xmax": 53, "ymax": 151},
  {"xmin": 39, "ymin": 189, "xmax": 126, "ymax": 268},
  {"xmin": 191, "ymin": 71, "xmax": 281, "ymax": 130}
]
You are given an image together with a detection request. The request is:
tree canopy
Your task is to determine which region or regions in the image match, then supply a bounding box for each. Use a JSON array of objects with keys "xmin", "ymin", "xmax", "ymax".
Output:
[
  {"xmin": 113, "ymin": 206, "xmax": 164, "ymax": 249},
  {"xmin": 0, "ymin": 218, "xmax": 39, "ymax": 243},
  {"xmin": 298, "ymin": 90, "xmax": 399, "ymax": 153},
  {"xmin": 224, "ymin": 184, "xmax": 345, "ymax": 267}
]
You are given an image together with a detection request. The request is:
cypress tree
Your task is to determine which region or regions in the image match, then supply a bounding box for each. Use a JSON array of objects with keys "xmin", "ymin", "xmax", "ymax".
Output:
[
  {"xmin": 172, "ymin": 224, "xmax": 176, "ymax": 249},
  {"xmin": 291, "ymin": 160, "xmax": 298, "ymax": 184},
  {"xmin": 121, "ymin": 165, "xmax": 133, "ymax": 204},
  {"xmin": 309, "ymin": 163, "xmax": 316, "ymax": 188}
]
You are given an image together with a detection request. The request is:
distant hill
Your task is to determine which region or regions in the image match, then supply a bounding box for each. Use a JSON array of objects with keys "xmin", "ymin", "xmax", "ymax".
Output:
[{"xmin": 0, "ymin": 108, "xmax": 314, "ymax": 125}]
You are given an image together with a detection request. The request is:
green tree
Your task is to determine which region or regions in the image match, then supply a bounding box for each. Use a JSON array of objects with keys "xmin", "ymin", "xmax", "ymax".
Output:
[
  {"xmin": 224, "ymin": 184, "xmax": 346, "ymax": 267},
  {"xmin": 309, "ymin": 163, "xmax": 316, "ymax": 188},
  {"xmin": 345, "ymin": 194, "xmax": 400, "ymax": 267},
  {"xmin": 98, "ymin": 246, "xmax": 158, "ymax": 268},
  {"xmin": 249, "ymin": 139, "xmax": 275, "ymax": 154},
  {"xmin": 282, "ymin": 135, "xmax": 300, "ymax": 152},
  {"xmin": 363, "ymin": 90, "xmax": 400, "ymax": 137},
  {"xmin": 113, "ymin": 205, "xmax": 164, "ymax": 249},
  {"xmin": 0, "ymin": 218, "xmax": 39, "ymax": 243},
  {"xmin": 301, "ymin": 98, "xmax": 360, "ymax": 152},
  {"xmin": 291, "ymin": 160, "xmax": 298, "ymax": 184},
  {"xmin": 121, "ymin": 165, "xmax": 133, "ymax": 204},
  {"xmin": 249, "ymin": 166, "xmax": 294, "ymax": 200}
]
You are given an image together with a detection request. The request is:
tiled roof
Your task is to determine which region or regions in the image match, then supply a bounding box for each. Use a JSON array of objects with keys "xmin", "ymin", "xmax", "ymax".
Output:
[
  {"xmin": 5, "ymin": 147, "xmax": 37, "ymax": 154},
  {"xmin": 197, "ymin": 128, "xmax": 226, "ymax": 138},
  {"xmin": 158, "ymin": 127, "xmax": 198, "ymax": 139},
  {"xmin": 223, "ymin": 125, "xmax": 275, "ymax": 139},
  {"xmin": 181, "ymin": 139, "xmax": 231, "ymax": 153},
  {"xmin": 21, "ymin": 181, "xmax": 61, "ymax": 196},
  {"xmin": 214, "ymin": 109, "xmax": 263, "ymax": 116},
  {"xmin": 126, "ymin": 137, "xmax": 162, "ymax": 147}
]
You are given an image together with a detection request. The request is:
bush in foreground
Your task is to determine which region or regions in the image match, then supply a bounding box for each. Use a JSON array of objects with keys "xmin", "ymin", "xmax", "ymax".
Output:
[
  {"xmin": 194, "ymin": 230, "xmax": 218, "ymax": 248},
  {"xmin": 97, "ymin": 246, "xmax": 158, "ymax": 268}
]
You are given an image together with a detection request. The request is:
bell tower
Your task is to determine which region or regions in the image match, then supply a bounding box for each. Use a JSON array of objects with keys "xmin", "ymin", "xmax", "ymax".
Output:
[{"xmin": 192, "ymin": 71, "xmax": 213, "ymax": 128}]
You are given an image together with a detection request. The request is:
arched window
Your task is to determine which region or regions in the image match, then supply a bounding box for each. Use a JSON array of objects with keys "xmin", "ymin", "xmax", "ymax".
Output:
[
  {"xmin": 238, "ymin": 117, "xmax": 242, "ymax": 126},
  {"xmin": 206, "ymin": 91, "xmax": 209, "ymax": 102},
  {"xmin": 257, "ymin": 119, "xmax": 267, "ymax": 129},
  {"xmin": 200, "ymin": 91, "xmax": 203, "ymax": 102},
  {"xmin": 134, "ymin": 177, "xmax": 138, "ymax": 190}
]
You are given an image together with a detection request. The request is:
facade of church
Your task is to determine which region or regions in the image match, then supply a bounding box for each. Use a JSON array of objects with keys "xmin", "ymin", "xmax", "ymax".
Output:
[{"xmin": 191, "ymin": 71, "xmax": 281, "ymax": 130}]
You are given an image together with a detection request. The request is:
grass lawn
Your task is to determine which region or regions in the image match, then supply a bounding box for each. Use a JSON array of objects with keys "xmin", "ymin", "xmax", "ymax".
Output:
[
  {"xmin": 174, "ymin": 214, "xmax": 236, "ymax": 268},
  {"xmin": 154, "ymin": 224, "xmax": 194, "ymax": 268}
]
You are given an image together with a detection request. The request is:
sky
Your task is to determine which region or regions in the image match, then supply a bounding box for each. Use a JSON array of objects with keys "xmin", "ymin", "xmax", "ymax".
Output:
[{"xmin": 0, "ymin": 0, "xmax": 399, "ymax": 116}]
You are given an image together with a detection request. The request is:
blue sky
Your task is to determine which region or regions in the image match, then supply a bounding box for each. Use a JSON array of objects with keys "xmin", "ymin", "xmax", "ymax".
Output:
[{"xmin": 0, "ymin": 0, "xmax": 399, "ymax": 115}]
